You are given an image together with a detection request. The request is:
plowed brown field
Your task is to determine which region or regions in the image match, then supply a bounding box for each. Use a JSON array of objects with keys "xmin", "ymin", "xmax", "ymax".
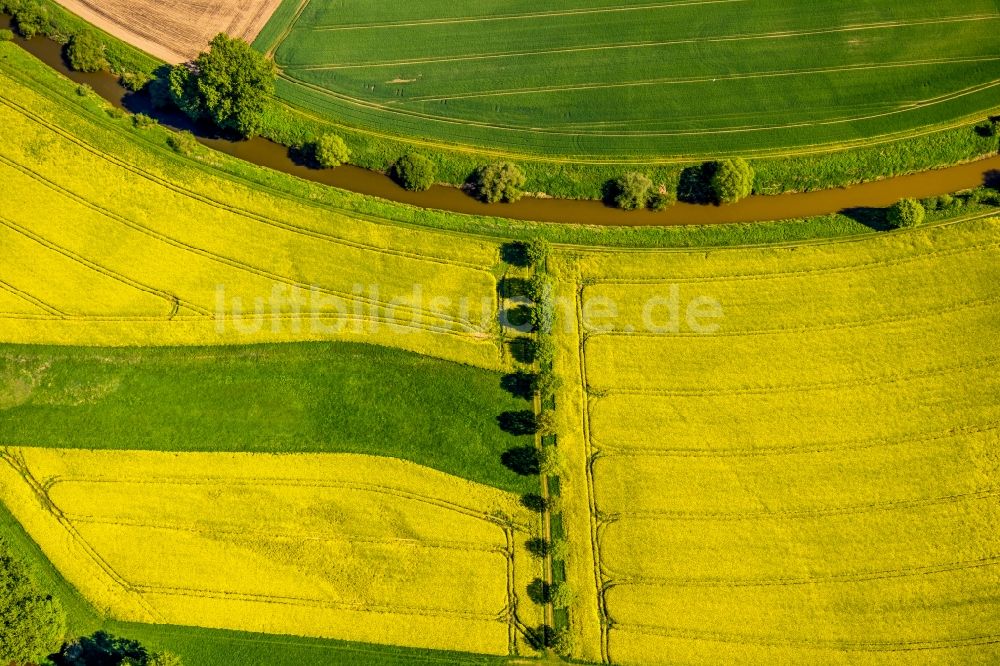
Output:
[{"xmin": 53, "ymin": 0, "xmax": 283, "ymax": 62}]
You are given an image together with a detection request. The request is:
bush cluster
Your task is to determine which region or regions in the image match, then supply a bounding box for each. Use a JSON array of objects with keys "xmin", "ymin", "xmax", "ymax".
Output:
[
  {"xmin": 0, "ymin": 28, "xmax": 14, "ymax": 41},
  {"xmin": 391, "ymin": 152, "xmax": 436, "ymax": 191},
  {"xmin": 473, "ymin": 161, "xmax": 526, "ymax": 203},
  {"xmin": 711, "ymin": 157, "xmax": 755, "ymax": 204},
  {"xmin": 609, "ymin": 172, "xmax": 677, "ymax": 211},
  {"xmin": 313, "ymin": 133, "xmax": 350, "ymax": 168},
  {"xmin": 65, "ymin": 30, "xmax": 106, "ymax": 72},
  {"xmin": 166, "ymin": 131, "xmax": 199, "ymax": 156},
  {"xmin": 886, "ymin": 198, "xmax": 924, "ymax": 229}
]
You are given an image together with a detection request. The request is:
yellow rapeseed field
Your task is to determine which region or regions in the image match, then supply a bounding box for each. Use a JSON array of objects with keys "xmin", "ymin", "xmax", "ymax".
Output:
[
  {"xmin": 0, "ymin": 448, "xmax": 544, "ymax": 655},
  {"xmin": 0, "ymin": 60, "xmax": 505, "ymax": 369},
  {"xmin": 551, "ymin": 218, "xmax": 1000, "ymax": 664}
]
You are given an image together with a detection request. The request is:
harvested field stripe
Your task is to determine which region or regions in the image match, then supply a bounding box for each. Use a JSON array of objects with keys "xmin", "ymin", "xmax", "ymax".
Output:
[
  {"xmin": 311, "ymin": 0, "xmax": 749, "ymax": 31},
  {"xmin": 301, "ymin": 15, "xmax": 999, "ymax": 69}
]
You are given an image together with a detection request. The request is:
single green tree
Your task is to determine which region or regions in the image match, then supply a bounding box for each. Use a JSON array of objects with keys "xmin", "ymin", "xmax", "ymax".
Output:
[
  {"xmin": 525, "ymin": 238, "xmax": 550, "ymax": 268},
  {"xmin": 392, "ymin": 153, "xmax": 437, "ymax": 191},
  {"xmin": 313, "ymin": 133, "xmax": 350, "ymax": 168},
  {"xmin": 0, "ymin": 541, "xmax": 66, "ymax": 664},
  {"xmin": 148, "ymin": 651, "xmax": 185, "ymax": 666},
  {"xmin": 614, "ymin": 172, "xmax": 653, "ymax": 210},
  {"xmin": 0, "ymin": 28, "xmax": 14, "ymax": 41},
  {"xmin": 711, "ymin": 158, "xmax": 755, "ymax": 204},
  {"xmin": 474, "ymin": 162, "xmax": 526, "ymax": 203},
  {"xmin": 65, "ymin": 31, "xmax": 108, "ymax": 72},
  {"xmin": 886, "ymin": 198, "xmax": 925, "ymax": 229},
  {"xmin": 172, "ymin": 33, "xmax": 276, "ymax": 137}
]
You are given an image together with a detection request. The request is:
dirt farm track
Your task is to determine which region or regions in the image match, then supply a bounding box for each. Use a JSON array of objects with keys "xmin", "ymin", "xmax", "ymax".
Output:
[{"xmin": 51, "ymin": 0, "xmax": 283, "ymax": 62}]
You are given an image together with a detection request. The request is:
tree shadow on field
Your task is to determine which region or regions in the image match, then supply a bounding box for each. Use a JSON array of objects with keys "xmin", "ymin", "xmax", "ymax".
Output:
[
  {"xmin": 501, "ymin": 371, "xmax": 536, "ymax": 400},
  {"xmin": 52, "ymin": 631, "xmax": 145, "ymax": 666},
  {"xmin": 500, "ymin": 242, "xmax": 530, "ymax": 267},
  {"xmin": 502, "ymin": 446, "xmax": 541, "ymax": 476},
  {"xmin": 509, "ymin": 337, "xmax": 536, "ymax": 364},
  {"xmin": 500, "ymin": 276, "xmax": 532, "ymax": 299},
  {"xmin": 677, "ymin": 161, "xmax": 718, "ymax": 205},
  {"xmin": 521, "ymin": 493, "xmax": 548, "ymax": 512},
  {"xmin": 840, "ymin": 206, "xmax": 892, "ymax": 231},
  {"xmin": 497, "ymin": 410, "xmax": 538, "ymax": 435}
]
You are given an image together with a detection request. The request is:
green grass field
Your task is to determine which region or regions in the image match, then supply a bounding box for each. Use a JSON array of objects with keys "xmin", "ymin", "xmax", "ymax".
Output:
[
  {"xmin": 258, "ymin": 0, "xmax": 1000, "ymax": 159},
  {"xmin": 553, "ymin": 217, "xmax": 1000, "ymax": 663},
  {"xmin": 0, "ymin": 342, "xmax": 535, "ymax": 493}
]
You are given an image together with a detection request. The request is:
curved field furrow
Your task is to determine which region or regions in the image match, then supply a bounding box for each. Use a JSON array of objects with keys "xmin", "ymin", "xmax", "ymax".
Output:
[
  {"xmin": 0, "ymin": 448, "xmax": 545, "ymax": 655},
  {"xmin": 551, "ymin": 218, "xmax": 1000, "ymax": 663},
  {"xmin": 262, "ymin": 0, "xmax": 1000, "ymax": 157}
]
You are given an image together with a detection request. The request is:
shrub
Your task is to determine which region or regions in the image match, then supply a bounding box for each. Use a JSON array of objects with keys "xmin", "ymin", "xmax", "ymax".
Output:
[
  {"xmin": 105, "ymin": 107, "xmax": 127, "ymax": 120},
  {"xmin": 167, "ymin": 131, "xmax": 199, "ymax": 156},
  {"xmin": 533, "ymin": 369, "xmax": 562, "ymax": 400},
  {"xmin": 0, "ymin": 539, "xmax": 66, "ymax": 664},
  {"xmin": 536, "ymin": 412, "xmax": 558, "ymax": 438},
  {"xmin": 65, "ymin": 31, "xmax": 107, "ymax": 72},
  {"xmin": 392, "ymin": 153, "xmax": 436, "ymax": 191},
  {"xmin": 525, "ymin": 238, "xmax": 550, "ymax": 268},
  {"xmin": 120, "ymin": 71, "xmax": 152, "ymax": 92},
  {"xmin": 534, "ymin": 334, "xmax": 556, "ymax": 367},
  {"xmin": 975, "ymin": 120, "xmax": 997, "ymax": 138},
  {"xmin": 711, "ymin": 157, "xmax": 755, "ymax": 204},
  {"xmin": 0, "ymin": 28, "xmax": 14, "ymax": 41},
  {"xmin": 649, "ymin": 189, "xmax": 677, "ymax": 211},
  {"xmin": 148, "ymin": 652, "xmax": 184, "ymax": 666},
  {"xmin": 538, "ymin": 442, "xmax": 565, "ymax": 474},
  {"xmin": 549, "ymin": 536, "xmax": 569, "ymax": 561},
  {"xmin": 613, "ymin": 172, "xmax": 653, "ymax": 210},
  {"xmin": 132, "ymin": 113, "xmax": 157, "ymax": 129},
  {"xmin": 936, "ymin": 194, "xmax": 955, "ymax": 209},
  {"xmin": 12, "ymin": 2, "xmax": 48, "ymax": 39},
  {"xmin": 886, "ymin": 198, "xmax": 925, "ymax": 229},
  {"xmin": 551, "ymin": 582, "xmax": 574, "ymax": 609},
  {"xmin": 75, "ymin": 83, "xmax": 92, "ymax": 97},
  {"xmin": 474, "ymin": 161, "xmax": 526, "ymax": 203},
  {"xmin": 313, "ymin": 133, "xmax": 350, "ymax": 168}
]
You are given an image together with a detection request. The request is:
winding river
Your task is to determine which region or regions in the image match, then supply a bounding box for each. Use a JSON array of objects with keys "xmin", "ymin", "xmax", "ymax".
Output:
[{"xmin": 5, "ymin": 17, "xmax": 999, "ymax": 227}]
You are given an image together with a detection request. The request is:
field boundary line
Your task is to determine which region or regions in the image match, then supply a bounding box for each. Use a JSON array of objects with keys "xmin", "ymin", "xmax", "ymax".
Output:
[
  {"xmin": 601, "ymin": 488, "xmax": 1000, "ymax": 523},
  {"xmin": 0, "ymin": 94, "xmax": 491, "ymax": 273},
  {"xmin": 280, "ymin": 67, "xmax": 1000, "ymax": 140},
  {"xmin": 0, "ymin": 211, "xmax": 210, "ymax": 317},
  {"xmin": 265, "ymin": 0, "xmax": 310, "ymax": 58},
  {"xmin": 574, "ymin": 282, "xmax": 611, "ymax": 663},
  {"xmin": 310, "ymin": 0, "xmax": 747, "ymax": 32},
  {"xmin": 602, "ymin": 553, "xmax": 1000, "ymax": 589},
  {"xmin": 584, "ymin": 237, "xmax": 1000, "ymax": 285},
  {"xmin": 0, "ymin": 450, "xmax": 163, "ymax": 620},
  {"xmin": 0, "ymin": 279, "xmax": 65, "ymax": 317},
  {"xmin": 133, "ymin": 582, "xmax": 508, "ymax": 622},
  {"xmin": 47, "ymin": 475, "xmax": 532, "ymax": 532},
  {"xmin": 0, "ymin": 151, "xmax": 485, "ymax": 335},
  {"xmin": 585, "ymin": 294, "xmax": 1000, "ymax": 340},
  {"xmin": 62, "ymin": 515, "xmax": 504, "ymax": 553},
  {"xmin": 586, "ymin": 354, "xmax": 1000, "ymax": 398},
  {"xmin": 608, "ymin": 623, "xmax": 1000, "ymax": 652},
  {"xmin": 301, "ymin": 14, "xmax": 999, "ymax": 70},
  {"xmin": 593, "ymin": 421, "xmax": 1000, "ymax": 459},
  {"xmin": 401, "ymin": 56, "xmax": 1000, "ymax": 104}
]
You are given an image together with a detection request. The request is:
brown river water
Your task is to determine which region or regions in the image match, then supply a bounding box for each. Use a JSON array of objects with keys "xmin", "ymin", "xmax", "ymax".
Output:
[{"xmin": 4, "ymin": 17, "xmax": 1000, "ymax": 227}]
